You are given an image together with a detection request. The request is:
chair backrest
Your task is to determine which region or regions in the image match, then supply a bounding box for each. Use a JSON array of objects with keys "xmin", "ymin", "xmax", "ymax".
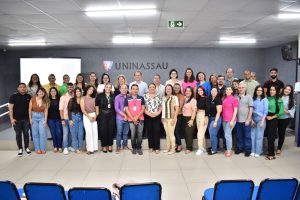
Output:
[
  {"xmin": 120, "ymin": 182, "xmax": 162, "ymax": 200},
  {"xmin": 0, "ymin": 180, "xmax": 21, "ymax": 200},
  {"xmin": 68, "ymin": 187, "xmax": 111, "ymax": 200},
  {"xmin": 24, "ymin": 182, "xmax": 67, "ymax": 200},
  {"xmin": 213, "ymin": 180, "xmax": 254, "ymax": 200},
  {"xmin": 294, "ymin": 184, "xmax": 300, "ymax": 200},
  {"xmin": 256, "ymin": 178, "xmax": 298, "ymax": 200}
]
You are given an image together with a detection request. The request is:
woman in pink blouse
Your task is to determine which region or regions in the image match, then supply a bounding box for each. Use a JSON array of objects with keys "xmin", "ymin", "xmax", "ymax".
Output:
[
  {"xmin": 182, "ymin": 86, "xmax": 197, "ymax": 153},
  {"xmin": 222, "ymin": 86, "xmax": 238, "ymax": 157},
  {"xmin": 182, "ymin": 68, "xmax": 197, "ymax": 95}
]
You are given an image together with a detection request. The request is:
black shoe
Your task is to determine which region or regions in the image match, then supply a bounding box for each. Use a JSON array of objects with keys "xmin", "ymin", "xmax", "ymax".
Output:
[
  {"xmin": 235, "ymin": 149, "xmax": 243, "ymax": 155},
  {"xmin": 208, "ymin": 150, "xmax": 217, "ymax": 155},
  {"xmin": 245, "ymin": 152, "xmax": 251, "ymax": 157},
  {"xmin": 132, "ymin": 149, "xmax": 137, "ymax": 155},
  {"xmin": 18, "ymin": 149, "xmax": 23, "ymax": 157},
  {"xmin": 137, "ymin": 149, "xmax": 143, "ymax": 155},
  {"xmin": 102, "ymin": 150, "xmax": 107, "ymax": 153}
]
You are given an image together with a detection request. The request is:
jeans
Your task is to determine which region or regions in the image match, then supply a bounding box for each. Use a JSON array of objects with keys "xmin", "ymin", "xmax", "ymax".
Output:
[
  {"xmin": 129, "ymin": 121, "xmax": 144, "ymax": 150},
  {"xmin": 222, "ymin": 121, "xmax": 236, "ymax": 150},
  {"xmin": 116, "ymin": 119, "xmax": 130, "ymax": 148},
  {"xmin": 251, "ymin": 115, "xmax": 266, "ymax": 155},
  {"xmin": 236, "ymin": 122, "xmax": 252, "ymax": 153},
  {"xmin": 70, "ymin": 113, "xmax": 84, "ymax": 150},
  {"xmin": 62, "ymin": 119, "xmax": 72, "ymax": 149},
  {"xmin": 174, "ymin": 114, "xmax": 183, "ymax": 145},
  {"xmin": 47, "ymin": 119, "xmax": 63, "ymax": 148},
  {"xmin": 31, "ymin": 112, "xmax": 47, "ymax": 151},
  {"xmin": 13, "ymin": 119, "xmax": 30, "ymax": 149},
  {"xmin": 208, "ymin": 117, "xmax": 222, "ymax": 152}
]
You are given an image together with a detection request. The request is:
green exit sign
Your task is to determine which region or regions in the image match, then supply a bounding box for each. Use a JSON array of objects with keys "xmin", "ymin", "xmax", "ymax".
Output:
[{"xmin": 168, "ymin": 20, "xmax": 184, "ymax": 28}]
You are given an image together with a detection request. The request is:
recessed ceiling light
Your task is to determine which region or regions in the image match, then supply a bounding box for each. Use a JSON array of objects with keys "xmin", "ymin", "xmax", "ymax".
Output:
[
  {"xmin": 86, "ymin": 9, "xmax": 157, "ymax": 17},
  {"xmin": 277, "ymin": 13, "xmax": 300, "ymax": 19},
  {"xmin": 219, "ymin": 37, "xmax": 256, "ymax": 44},
  {"xmin": 112, "ymin": 37, "xmax": 152, "ymax": 44},
  {"xmin": 8, "ymin": 40, "xmax": 47, "ymax": 46}
]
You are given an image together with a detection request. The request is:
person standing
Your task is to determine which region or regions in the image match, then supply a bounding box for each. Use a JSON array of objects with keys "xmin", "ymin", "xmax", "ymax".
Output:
[
  {"xmin": 114, "ymin": 74, "xmax": 128, "ymax": 96},
  {"xmin": 263, "ymin": 68, "xmax": 284, "ymax": 96},
  {"xmin": 195, "ymin": 72, "xmax": 211, "ymax": 96},
  {"xmin": 68, "ymin": 87, "xmax": 84, "ymax": 154},
  {"xmin": 182, "ymin": 86, "xmax": 197, "ymax": 153},
  {"xmin": 195, "ymin": 86, "xmax": 209, "ymax": 156},
  {"xmin": 174, "ymin": 83, "xmax": 184, "ymax": 152},
  {"xmin": 225, "ymin": 67, "xmax": 238, "ymax": 87},
  {"xmin": 97, "ymin": 73, "xmax": 115, "ymax": 94},
  {"xmin": 59, "ymin": 83, "xmax": 74, "ymax": 155},
  {"xmin": 265, "ymin": 86, "xmax": 284, "ymax": 160},
  {"xmin": 87, "ymin": 72, "xmax": 99, "ymax": 88},
  {"xmin": 48, "ymin": 87, "xmax": 63, "ymax": 153},
  {"xmin": 9, "ymin": 83, "xmax": 32, "ymax": 157},
  {"xmin": 27, "ymin": 74, "xmax": 41, "ymax": 97},
  {"xmin": 165, "ymin": 69, "xmax": 182, "ymax": 91},
  {"xmin": 207, "ymin": 87, "xmax": 223, "ymax": 155},
  {"xmin": 222, "ymin": 86, "xmax": 238, "ymax": 157},
  {"xmin": 217, "ymin": 75, "xmax": 226, "ymax": 99},
  {"xmin": 182, "ymin": 68, "xmax": 197, "ymax": 95},
  {"xmin": 235, "ymin": 82, "xmax": 253, "ymax": 157},
  {"xmin": 209, "ymin": 74, "xmax": 218, "ymax": 88},
  {"xmin": 114, "ymin": 84, "xmax": 130, "ymax": 153},
  {"xmin": 59, "ymin": 74, "xmax": 70, "ymax": 96},
  {"xmin": 75, "ymin": 73, "xmax": 85, "ymax": 91},
  {"xmin": 161, "ymin": 84, "xmax": 179, "ymax": 155},
  {"xmin": 251, "ymin": 85, "xmax": 268, "ymax": 157},
  {"xmin": 96, "ymin": 83, "xmax": 115, "ymax": 153},
  {"xmin": 81, "ymin": 85, "xmax": 98, "ymax": 154},
  {"xmin": 125, "ymin": 84, "xmax": 145, "ymax": 155},
  {"xmin": 43, "ymin": 74, "xmax": 60, "ymax": 94},
  {"xmin": 240, "ymin": 70, "xmax": 260, "ymax": 97},
  {"xmin": 153, "ymin": 74, "xmax": 165, "ymax": 98},
  {"xmin": 28, "ymin": 87, "xmax": 49, "ymax": 154},
  {"xmin": 144, "ymin": 83, "xmax": 162, "ymax": 154},
  {"xmin": 277, "ymin": 85, "xmax": 295, "ymax": 155},
  {"xmin": 129, "ymin": 71, "xmax": 148, "ymax": 96}
]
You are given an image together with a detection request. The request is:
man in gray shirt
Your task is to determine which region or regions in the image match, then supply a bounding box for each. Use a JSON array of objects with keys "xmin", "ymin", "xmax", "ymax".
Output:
[
  {"xmin": 240, "ymin": 70, "xmax": 259, "ymax": 97},
  {"xmin": 235, "ymin": 82, "xmax": 253, "ymax": 157},
  {"xmin": 153, "ymin": 74, "xmax": 165, "ymax": 98},
  {"xmin": 129, "ymin": 71, "xmax": 148, "ymax": 96}
]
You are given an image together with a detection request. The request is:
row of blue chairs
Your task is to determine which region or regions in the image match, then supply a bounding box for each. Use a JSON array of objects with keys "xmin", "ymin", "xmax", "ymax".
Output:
[
  {"xmin": 203, "ymin": 178, "xmax": 300, "ymax": 200},
  {"xmin": 0, "ymin": 181, "xmax": 161, "ymax": 200}
]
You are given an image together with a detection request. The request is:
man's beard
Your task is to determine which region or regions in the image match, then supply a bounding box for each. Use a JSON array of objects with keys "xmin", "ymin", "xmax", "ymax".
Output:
[{"xmin": 271, "ymin": 75, "xmax": 277, "ymax": 79}]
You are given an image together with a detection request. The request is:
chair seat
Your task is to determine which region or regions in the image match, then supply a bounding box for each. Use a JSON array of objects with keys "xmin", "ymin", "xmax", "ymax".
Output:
[{"xmin": 203, "ymin": 188, "xmax": 214, "ymax": 200}]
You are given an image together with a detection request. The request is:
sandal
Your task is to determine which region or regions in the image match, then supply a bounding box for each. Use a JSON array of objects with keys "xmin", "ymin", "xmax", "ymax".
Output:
[
  {"xmin": 265, "ymin": 156, "xmax": 276, "ymax": 160},
  {"xmin": 276, "ymin": 150, "xmax": 282, "ymax": 155}
]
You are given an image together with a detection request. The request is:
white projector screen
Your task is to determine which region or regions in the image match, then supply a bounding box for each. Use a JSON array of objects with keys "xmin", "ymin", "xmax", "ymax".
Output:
[{"xmin": 20, "ymin": 58, "xmax": 81, "ymax": 85}]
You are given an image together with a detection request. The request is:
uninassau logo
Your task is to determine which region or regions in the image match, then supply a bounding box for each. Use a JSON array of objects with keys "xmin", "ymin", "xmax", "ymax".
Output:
[{"xmin": 103, "ymin": 61, "xmax": 169, "ymax": 71}]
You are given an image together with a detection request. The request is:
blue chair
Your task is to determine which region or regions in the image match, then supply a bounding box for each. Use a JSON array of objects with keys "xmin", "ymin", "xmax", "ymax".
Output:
[
  {"xmin": 68, "ymin": 187, "xmax": 111, "ymax": 200},
  {"xmin": 294, "ymin": 184, "xmax": 300, "ymax": 200},
  {"xmin": 0, "ymin": 180, "xmax": 21, "ymax": 200},
  {"xmin": 254, "ymin": 178, "xmax": 298, "ymax": 200},
  {"xmin": 203, "ymin": 180, "xmax": 255, "ymax": 200},
  {"xmin": 119, "ymin": 182, "xmax": 162, "ymax": 200},
  {"xmin": 23, "ymin": 182, "xmax": 67, "ymax": 200}
]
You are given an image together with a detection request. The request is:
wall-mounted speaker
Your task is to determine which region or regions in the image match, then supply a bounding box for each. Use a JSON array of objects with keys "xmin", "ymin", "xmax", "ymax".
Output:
[{"xmin": 281, "ymin": 44, "xmax": 294, "ymax": 61}]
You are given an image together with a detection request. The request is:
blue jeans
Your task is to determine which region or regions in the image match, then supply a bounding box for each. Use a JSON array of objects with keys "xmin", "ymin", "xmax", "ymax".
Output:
[
  {"xmin": 70, "ymin": 113, "xmax": 84, "ymax": 150},
  {"xmin": 236, "ymin": 122, "xmax": 252, "ymax": 153},
  {"xmin": 251, "ymin": 115, "xmax": 266, "ymax": 155},
  {"xmin": 62, "ymin": 119, "xmax": 72, "ymax": 149},
  {"xmin": 129, "ymin": 121, "xmax": 144, "ymax": 150},
  {"xmin": 222, "ymin": 121, "xmax": 236, "ymax": 150},
  {"xmin": 32, "ymin": 112, "xmax": 47, "ymax": 151},
  {"xmin": 209, "ymin": 117, "xmax": 222, "ymax": 152},
  {"xmin": 47, "ymin": 119, "xmax": 63, "ymax": 148},
  {"xmin": 116, "ymin": 119, "xmax": 129, "ymax": 148}
]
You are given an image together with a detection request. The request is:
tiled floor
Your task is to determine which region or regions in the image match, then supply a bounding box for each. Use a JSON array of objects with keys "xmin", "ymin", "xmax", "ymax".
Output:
[{"xmin": 0, "ymin": 136, "xmax": 300, "ymax": 200}]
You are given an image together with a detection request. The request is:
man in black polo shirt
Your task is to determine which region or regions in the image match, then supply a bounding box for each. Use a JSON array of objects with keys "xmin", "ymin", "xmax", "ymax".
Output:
[
  {"xmin": 9, "ymin": 83, "xmax": 32, "ymax": 157},
  {"xmin": 263, "ymin": 68, "xmax": 285, "ymax": 96}
]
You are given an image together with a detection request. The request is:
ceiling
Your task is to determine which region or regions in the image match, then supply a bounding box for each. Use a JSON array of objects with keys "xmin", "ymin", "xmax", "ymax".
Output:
[{"xmin": 0, "ymin": 0, "xmax": 300, "ymax": 48}]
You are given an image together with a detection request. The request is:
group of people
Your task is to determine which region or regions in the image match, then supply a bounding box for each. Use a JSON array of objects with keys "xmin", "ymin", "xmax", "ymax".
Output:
[{"xmin": 8, "ymin": 67, "xmax": 295, "ymax": 160}]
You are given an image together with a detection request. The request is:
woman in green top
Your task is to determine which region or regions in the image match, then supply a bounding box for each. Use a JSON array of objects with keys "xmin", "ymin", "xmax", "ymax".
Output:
[{"xmin": 266, "ymin": 86, "xmax": 284, "ymax": 160}]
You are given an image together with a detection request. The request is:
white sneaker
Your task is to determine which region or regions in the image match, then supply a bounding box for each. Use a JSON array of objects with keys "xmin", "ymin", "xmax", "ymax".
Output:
[
  {"xmin": 63, "ymin": 148, "xmax": 69, "ymax": 155},
  {"xmin": 18, "ymin": 149, "xmax": 23, "ymax": 157},
  {"xmin": 68, "ymin": 147, "xmax": 75, "ymax": 152},
  {"xmin": 250, "ymin": 153, "xmax": 255, "ymax": 157},
  {"xmin": 168, "ymin": 151, "xmax": 175, "ymax": 155},
  {"xmin": 195, "ymin": 149, "xmax": 203, "ymax": 156},
  {"xmin": 163, "ymin": 150, "xmax": 169, "ymax": 153},
  {"xmin": 254, "ymin": 154, "xmax": 260, "ymax": 158}
]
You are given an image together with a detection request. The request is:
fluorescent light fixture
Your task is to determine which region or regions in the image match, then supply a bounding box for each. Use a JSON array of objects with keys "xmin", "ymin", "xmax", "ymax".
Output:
[
  {"xmin": 112, "ymin": 37, "xmax": 152, "ymax": 44},
  {"xmin": 8, "ymin": 40, "xmax": 46, "ymax": 46},
  {"xmin": 219, "ymin": 37, "xmax": 256, "ymax": 44},
  {"xmin": 85, "ymin": 5, "xmax": 156, "ymax": 11},
  {"xmin": 86, "ymin": 9, "xmax": 157, "ymax": 17},
  {"xmin": 277, "ymin": 13, "xmax": 300, "ymax": 19}
]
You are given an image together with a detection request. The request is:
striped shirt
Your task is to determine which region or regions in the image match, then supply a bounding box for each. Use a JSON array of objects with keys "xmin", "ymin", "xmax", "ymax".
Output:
[{"xmin": 162, "ymin": 95, "xmax": 179, "ymax": 119}]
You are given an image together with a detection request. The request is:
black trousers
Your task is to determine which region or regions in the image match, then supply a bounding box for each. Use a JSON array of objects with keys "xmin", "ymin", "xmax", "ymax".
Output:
[
  {"xmin": 174, "ymin": 114, "xmax": 183, "ymax": 145},
  {"xmin": 97, "ymin": 111, "xmax": 115, "ymax": 147},
  {"xmin": 266, "ymin": 117, "xmax": 278, "ymax": 156},
  {"xmin": 145, "ymin": 115, "xmax": 161, "ymax": 150},
  {"xmin": 13, "ymin": 119, "xmax": 30, "ymax": 149},
  {"xmin": 277, "ymin": 118, "xmax": 290, "ymax": 150}
]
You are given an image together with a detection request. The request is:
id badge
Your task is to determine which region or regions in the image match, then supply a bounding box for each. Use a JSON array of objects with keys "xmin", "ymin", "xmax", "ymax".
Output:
[
  {"xmin": 108, "ymin": 104, "xmax": 111, "ymax": 109},
  {"xmin": 133, "ymin": 106, "xmax": 137, "ymax": 111}
]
